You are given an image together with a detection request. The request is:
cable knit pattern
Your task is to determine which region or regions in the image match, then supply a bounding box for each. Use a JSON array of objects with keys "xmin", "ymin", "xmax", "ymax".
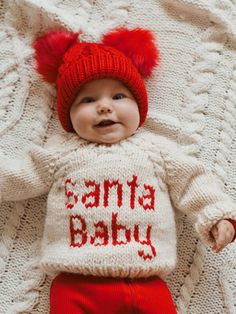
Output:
[{"xmin": 1, "ymin": 1, "xmax": 236, "ymax": 313}]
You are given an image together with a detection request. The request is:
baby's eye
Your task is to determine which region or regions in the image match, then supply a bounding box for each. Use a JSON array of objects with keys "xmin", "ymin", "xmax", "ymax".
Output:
[
  {"xmin": 112, "ymin": 93, "xmax": 127, "ymax": 100},
  {"xmin": 80, "ymin": 97, "xmax": 95, "ymax": 103}
]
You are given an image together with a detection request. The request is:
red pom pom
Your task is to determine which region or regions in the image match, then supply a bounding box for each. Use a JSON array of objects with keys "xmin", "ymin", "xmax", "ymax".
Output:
[
  {"xmin": 102, "ymin": 28, "xmax": 159, "ymax": 77},
  {"xmin": 33, "ymin": 30, "xmax": 79, "ymax": 83}
]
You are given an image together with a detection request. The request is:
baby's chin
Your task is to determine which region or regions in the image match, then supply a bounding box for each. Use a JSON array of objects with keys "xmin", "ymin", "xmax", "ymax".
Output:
[
  {"xmin": 80, "ymin": 133, "xmax": 131, "ymax": 145},
  {"xmin": 90, "ymin": 136, "xmax": 124, "ymax": 145}
]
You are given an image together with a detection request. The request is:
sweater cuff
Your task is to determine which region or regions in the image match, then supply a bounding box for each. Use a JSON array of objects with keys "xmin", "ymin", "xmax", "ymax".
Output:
[
  {"xmin": 195, "ymin": 200, "xmax": 236, "ymax": 246},
  {"xmin": 227, "ymin": 219, "xmax": 236, "ymax": 242}
]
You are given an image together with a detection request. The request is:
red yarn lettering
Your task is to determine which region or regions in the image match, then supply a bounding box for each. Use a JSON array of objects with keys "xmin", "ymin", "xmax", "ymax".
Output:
[
  {"xmin": 90, "ymin": 221, "xmax": 109, "ymax": 246},
  {"xmin": 138, "ymin": 184, "xmax": 155, "ymax": 210},
  {"xmin": 134, "ymin": 224, "xmax": 156, "ymax": 260},
  {"xmin": 65, "ymin": 176, "xmax": 156, "ymax": 212},
  {"xmin": 70, "ymin": 215, "xmax": 87, "ymax": 247},
  {"xmin": 82, "ymin": 180, "xmax": 100, "ymax": 208},
  {"xmin": 127, "ymin": 175, "xmax": 139, "ymax": 209},
  {"xmin": 112, "ymin": 212, "xmax": 131, "ymax": 245},
  {"xmin": 69, "ymin": 213, "xmax": 157, "ymax": 261},
  {"xmin": 64, "ymin": 178, "xmax": 78, "ymax": 210},
  {"xmin": 104, "ymin": 180, "xmax": 123, "ymax": 207}
]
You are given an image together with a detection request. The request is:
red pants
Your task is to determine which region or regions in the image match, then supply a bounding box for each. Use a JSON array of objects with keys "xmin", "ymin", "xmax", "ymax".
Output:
[{"xmin": 50, "ymin": 273, "xmax": 177, "ymax": 314}]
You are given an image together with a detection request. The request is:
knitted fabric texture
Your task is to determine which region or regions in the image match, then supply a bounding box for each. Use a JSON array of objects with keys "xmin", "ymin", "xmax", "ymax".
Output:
[
  {"xmin": 1, "ymin": 133, "xmax": 235, "ymax": 279},
  {"xmin": 1, "ymin": 1, "xmax": 236, "ymax": 313},
  {"xmin": 34, "ymin": 28, "xmax": 158, "ymax": 132}
]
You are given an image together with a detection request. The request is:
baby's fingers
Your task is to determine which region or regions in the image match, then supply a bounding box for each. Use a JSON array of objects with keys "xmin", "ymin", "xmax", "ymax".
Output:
[
  {"xmin": 213, "ymin": 232, "xmax": 228, "ymax": 253},
  {"xmin": 211, "ymin": 225, "xmax": 220, "ymax": 252}
]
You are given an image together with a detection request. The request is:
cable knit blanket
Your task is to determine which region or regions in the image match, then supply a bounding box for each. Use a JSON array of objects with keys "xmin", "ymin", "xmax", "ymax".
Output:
[{"xmin": 1, "ymin": 0, "xmax": 236, "ymax": 313}]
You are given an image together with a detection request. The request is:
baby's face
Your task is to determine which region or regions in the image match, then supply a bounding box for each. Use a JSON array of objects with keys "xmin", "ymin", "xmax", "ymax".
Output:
[{"xmin": 70, "ymin": 78, "xmax": 140, "ymax": 144}]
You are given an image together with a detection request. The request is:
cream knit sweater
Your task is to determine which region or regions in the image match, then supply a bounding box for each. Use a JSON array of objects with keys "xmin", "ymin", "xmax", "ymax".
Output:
[
  {"xmin": 1, "ymin": 0, "xmax": 236, "ymax": 313},
  {"xmin": 1, "ymin": 131, "xmax": 235, "ymax": 278}
]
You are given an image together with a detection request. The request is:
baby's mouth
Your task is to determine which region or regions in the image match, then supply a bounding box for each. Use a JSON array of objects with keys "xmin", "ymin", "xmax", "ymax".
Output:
[{"xmin": 94, "ymin": 119, "xmax": 117, "ymax": 128}]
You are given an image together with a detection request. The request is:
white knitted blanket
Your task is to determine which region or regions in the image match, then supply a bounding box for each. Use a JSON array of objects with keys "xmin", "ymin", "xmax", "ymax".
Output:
[{"xmin": 1, "ymin": 0, "xmax": 236, "ymax": 313}]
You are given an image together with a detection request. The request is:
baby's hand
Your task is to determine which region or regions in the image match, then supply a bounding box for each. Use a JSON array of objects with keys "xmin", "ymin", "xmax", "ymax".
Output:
[{"xmin": 210, "ymin": 219, "xmax": 235, "ymax": 253}]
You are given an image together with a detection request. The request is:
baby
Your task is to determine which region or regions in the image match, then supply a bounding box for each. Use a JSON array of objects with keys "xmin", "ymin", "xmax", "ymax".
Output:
[{"xmin": 1, "ymin": 28, "xmax": 236, "ymax": 314}]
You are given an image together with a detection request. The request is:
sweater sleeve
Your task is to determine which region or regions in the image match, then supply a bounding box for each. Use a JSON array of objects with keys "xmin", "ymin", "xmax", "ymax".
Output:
[
  {"xmin": 0, "ymin": 144, "xmax": 56, "ymax": 202},
  {"xmin": 161, "ymin": 142, "xmax": 236, "ymax": 246}
]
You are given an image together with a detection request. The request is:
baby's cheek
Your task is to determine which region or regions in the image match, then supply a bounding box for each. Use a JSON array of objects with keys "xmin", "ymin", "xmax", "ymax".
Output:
[{"xmin": 71, "ymin": 108, "xmax": 84, "ymax": 125}]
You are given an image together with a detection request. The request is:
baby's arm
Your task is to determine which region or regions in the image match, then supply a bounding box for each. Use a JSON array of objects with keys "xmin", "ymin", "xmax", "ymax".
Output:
[
  {"xmin": 0, "ymin": 144, "xmax": 56, "ymax": 202},
  {"xmin": 161, "ymin": 140, "xmax": 236, "ymax": 251}
]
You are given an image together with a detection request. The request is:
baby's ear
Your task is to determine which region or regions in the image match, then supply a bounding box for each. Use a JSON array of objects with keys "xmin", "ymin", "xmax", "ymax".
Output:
[
  {"xmin": 33, "ymin": 30, "xmax": 79, "ymax": 83},
  {"xmin": 102, "ymin": 28, "xmax": 159, "ymax": 78}
]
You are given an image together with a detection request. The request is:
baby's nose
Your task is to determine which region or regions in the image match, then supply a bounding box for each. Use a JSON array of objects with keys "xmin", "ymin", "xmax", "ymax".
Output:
[{"xmin": 97, "ymin": 103, "xmax": 113, "ymax": 114}]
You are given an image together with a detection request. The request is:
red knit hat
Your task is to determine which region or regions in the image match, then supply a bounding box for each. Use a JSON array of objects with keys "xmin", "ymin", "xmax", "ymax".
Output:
[{"xmin": 33, "ymin": 28, "xmax": 159, "ymax": 132}]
